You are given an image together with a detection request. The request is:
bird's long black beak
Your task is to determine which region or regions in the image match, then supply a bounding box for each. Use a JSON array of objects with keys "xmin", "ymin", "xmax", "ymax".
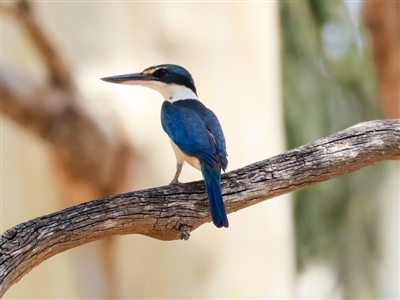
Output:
[{"xmin": 101, "ymin": 72, "xmax": 153, "ymax": 85}]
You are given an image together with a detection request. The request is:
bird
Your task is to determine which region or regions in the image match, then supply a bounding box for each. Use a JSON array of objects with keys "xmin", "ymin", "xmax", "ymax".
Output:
[{"xmin": 101, "ymin": 64, "xmax": 229, "ymax": 228}]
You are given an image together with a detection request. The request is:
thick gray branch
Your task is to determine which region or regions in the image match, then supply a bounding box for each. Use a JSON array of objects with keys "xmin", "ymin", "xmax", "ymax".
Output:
[{"xmin": 1, "ymin": 119, "xmax": 399, "ymax": 296}]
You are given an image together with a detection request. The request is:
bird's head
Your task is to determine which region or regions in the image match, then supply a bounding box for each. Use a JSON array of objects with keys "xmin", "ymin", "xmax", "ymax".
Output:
[{"xmin": 101, "ymin": 64, "xmax": 198, "ymax": 102}]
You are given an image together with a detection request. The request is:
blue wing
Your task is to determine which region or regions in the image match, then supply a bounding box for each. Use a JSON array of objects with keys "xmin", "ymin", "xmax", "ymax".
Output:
[
  {"xmin": 161, "ymin": 100, "xmax": 227, "ymax": 170},
  {"xmin": 180, "ymin": 100, "xmax": 228, "ymax": 170}
]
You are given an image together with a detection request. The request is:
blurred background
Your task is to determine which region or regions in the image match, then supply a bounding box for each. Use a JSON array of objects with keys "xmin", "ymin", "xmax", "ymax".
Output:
[{"xmin": 1, "ymin": 1, "xmax": 398, "ymax": 299}]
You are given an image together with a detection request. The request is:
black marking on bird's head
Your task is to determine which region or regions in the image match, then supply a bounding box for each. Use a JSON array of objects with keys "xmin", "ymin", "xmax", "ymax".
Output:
[{"xmin": 141, "ymin": 64, "xmax": 197, "ymax": 95}]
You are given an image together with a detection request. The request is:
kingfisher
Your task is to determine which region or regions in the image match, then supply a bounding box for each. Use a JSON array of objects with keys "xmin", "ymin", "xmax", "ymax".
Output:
[{"xmin": 101, "ymin": 64, "xmax": 229, "ymax": 228}]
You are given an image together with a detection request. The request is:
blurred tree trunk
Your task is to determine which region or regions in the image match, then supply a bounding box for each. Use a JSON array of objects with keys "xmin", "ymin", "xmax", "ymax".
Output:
[
  {"xmin": 364, "ymin": 1, "xmax": 400, "ymax": 119},
  {"xmin": 1, "ymin": 1, "xmax": 137, "ymax": 298}
]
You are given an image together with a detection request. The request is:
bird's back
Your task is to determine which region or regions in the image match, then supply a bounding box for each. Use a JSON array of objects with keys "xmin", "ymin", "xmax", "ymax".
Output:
[{"xmin": 161, "ymin": 100, "xmax": 228, "ymax": 170}]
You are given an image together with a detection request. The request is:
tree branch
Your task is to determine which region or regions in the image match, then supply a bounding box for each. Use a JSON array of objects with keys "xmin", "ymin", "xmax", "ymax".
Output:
[{"xmin": 1, "ymin": 119, "xmax": 399, "ymax": 296}]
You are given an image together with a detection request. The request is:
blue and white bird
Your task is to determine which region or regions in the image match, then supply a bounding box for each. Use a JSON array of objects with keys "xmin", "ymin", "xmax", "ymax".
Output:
[{"xmin": 101, "ymin": 64, "xmax": 229, "ymax": 228}]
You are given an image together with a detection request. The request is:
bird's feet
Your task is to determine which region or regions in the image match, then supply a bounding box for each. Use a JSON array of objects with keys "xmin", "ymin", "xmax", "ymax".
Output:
[{"xmin": 170, "ymin": 179, "xmax": 184, "ymax": 187}]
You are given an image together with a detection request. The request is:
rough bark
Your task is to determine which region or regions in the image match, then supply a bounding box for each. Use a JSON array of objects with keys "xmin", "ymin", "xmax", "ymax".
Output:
[{"xmin": 1, "ymin": 119, "xmax": 399, "ymax": 297}]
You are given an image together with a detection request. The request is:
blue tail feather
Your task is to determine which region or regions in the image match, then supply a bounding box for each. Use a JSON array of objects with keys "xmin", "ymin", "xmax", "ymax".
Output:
[{"xmin": 200, "ymin": 162, "xmax": 229, "ymax": 228}]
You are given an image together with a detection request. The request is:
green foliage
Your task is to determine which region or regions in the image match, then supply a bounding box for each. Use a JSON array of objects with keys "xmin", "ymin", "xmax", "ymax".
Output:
[
  {"xmin": 280, "ymin": 0, "xmax": 383, "ymax": 297},
  {"xmin": 308, "ymin": 0, "xmax": 332, "ymax": 25}
]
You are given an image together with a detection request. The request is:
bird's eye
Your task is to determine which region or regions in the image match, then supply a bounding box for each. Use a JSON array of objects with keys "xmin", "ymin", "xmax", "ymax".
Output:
[{"xmin": 153, "ymin": 68, "xmax": 169, "ymax": 78}]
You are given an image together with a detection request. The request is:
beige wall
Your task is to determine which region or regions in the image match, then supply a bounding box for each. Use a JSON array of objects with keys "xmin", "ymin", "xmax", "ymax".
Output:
[{"xmin": 2, "ymin": 2, "xmax": 295, "ymax": 298}]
